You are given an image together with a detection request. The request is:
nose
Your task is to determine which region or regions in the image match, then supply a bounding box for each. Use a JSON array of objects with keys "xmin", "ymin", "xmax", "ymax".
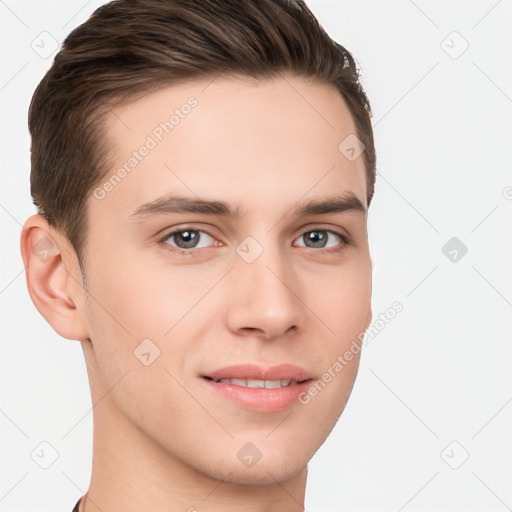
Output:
[{"xmin": 224, "ymin": 241, "xmax": 303, "ymax": 341}]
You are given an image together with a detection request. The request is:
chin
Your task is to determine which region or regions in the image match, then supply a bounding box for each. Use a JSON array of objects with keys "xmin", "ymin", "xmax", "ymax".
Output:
[
  {"xmin": 219, "ymin": 461, "xmax": 307, "ymax": 486},
  {"xmin": 192, "ymin": 444, "xmax": 311, "ymax": 486}
]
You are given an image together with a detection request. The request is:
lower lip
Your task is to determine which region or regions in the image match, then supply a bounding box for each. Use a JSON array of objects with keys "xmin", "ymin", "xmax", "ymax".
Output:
[{"xmin": 202, "ymin": 377, "xmax": 314, "ymax": 413}]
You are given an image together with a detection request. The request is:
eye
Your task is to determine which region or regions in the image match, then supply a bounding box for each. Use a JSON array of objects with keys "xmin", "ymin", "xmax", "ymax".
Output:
[
  {"xmin": 158, "ymin": 226, "xmax": 351, "ymax": 257},
  {"xmin": 159, "ymin": 228, "xmax": 217, "ymax": 256},
  {"xmin": 294, "ymin": 229, "xmax": 351, "ymax": 254}
]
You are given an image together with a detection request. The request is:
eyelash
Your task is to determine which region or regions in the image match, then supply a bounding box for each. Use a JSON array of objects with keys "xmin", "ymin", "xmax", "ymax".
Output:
[{"xmin": 157, "ymin": 226, "xmax": 352, "ymax": 257}]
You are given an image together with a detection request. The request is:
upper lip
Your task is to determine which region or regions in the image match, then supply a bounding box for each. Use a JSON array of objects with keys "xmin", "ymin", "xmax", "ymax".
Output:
[{"xmin": 202, "ymin": 363, "xmax": 313, "ymax": 382}]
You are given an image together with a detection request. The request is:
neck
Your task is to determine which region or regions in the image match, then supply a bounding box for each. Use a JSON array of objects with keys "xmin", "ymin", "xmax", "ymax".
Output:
[{"xmin": 80, "ymin": 341, "xmax": 308, "ymax": 512}]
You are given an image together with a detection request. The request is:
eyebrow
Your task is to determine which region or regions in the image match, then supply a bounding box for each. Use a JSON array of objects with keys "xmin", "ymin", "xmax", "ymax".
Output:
[{"xmin": 129, "ymin": 191, "xmax": 367, "ymax": 219}]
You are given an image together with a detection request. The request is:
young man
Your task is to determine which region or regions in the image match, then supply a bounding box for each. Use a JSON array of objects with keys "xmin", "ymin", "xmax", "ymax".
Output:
[{"xmin": 20, "ymin": 0, "xmax": 376, "ymax": 510}]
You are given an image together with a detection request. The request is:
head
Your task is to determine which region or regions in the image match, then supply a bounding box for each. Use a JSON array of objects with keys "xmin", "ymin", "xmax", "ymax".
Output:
[{"xmin": 22, "ymin": 0, "xmax": 376, "ymax": 488}]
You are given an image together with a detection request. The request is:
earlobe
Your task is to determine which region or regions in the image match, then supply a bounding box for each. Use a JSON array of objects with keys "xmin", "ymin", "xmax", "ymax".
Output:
[{"xmin": 20, "ymin": 214, "xmax": 89, "ymax": 341}]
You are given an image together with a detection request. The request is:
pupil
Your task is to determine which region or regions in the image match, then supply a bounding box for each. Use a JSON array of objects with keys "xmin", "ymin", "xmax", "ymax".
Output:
[
  {"xmin": 307, "ymin": 231, "xmax": 326, "ymax": 248},
  {"xmin": 178, "ymin": 230, "xmax": 198, "ymax": 248}
]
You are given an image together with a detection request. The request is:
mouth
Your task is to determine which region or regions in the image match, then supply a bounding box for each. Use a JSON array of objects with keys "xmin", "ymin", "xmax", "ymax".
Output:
[
  {"xmin": 200, "ymin": 364, "xmax": 315, "ymax": 413},
  {"xmin": 202, "ymin": 376, "xmax": 310, "ymax": 388},
  {"xmin": 201, "ymin": 362, "xmax": 314, "ymax": 383}
]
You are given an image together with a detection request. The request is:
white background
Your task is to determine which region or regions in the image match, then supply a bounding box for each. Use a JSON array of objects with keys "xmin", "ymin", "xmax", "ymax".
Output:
[{"xmin": 1, "ymin": 1, "xmax": 511, "ymax": 511}]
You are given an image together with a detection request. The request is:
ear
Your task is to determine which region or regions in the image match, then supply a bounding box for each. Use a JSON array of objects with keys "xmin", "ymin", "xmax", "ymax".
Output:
[{"xmin": 20, "ymin": 213, "xmax": 90, "ymax": 341}]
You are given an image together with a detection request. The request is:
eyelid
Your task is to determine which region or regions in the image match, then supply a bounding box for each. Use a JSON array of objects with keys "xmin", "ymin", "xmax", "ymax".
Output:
[
  {"xmin": 295, "ymin": 222, "xmax": 351, "ymax": 240},
  {"xmin": 156, "ymin": 224, "xmax": 221, "ymax": 245},
  {"xmin": 157, "ymin": 222, "xmax": 350, "ymax": 240}
]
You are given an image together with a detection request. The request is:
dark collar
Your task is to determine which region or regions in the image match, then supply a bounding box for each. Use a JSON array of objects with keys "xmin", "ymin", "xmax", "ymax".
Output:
[{"xmin": 71, "ymin": 496, "xmax": 83, "ymax": 512}]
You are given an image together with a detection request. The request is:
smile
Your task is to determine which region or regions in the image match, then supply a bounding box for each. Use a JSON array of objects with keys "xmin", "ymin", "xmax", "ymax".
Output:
[{"xmin": 204, "ymin": 377, "xmax": 301, "ymax": 388}]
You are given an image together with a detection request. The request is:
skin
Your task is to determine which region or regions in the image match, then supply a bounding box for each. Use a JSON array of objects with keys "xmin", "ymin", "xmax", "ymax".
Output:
[{"xmin": 20, "ymin": 73, "xmax": 373, "ymax": 512}]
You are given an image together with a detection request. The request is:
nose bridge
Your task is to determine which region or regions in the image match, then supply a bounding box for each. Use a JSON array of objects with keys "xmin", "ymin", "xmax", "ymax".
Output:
[
  {"xmin": 226, "ymin": 232, "xmax": 301, "ymax": 337},
  {"xmin": 237, "ymin": 233, "xmax": 295, "ymax": 302}
]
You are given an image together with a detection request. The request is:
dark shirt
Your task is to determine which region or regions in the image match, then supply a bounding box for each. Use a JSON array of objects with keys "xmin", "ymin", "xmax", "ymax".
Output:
[{"xmin": 71, "ymin": 496, "xmax": 83, "ymax": 511}]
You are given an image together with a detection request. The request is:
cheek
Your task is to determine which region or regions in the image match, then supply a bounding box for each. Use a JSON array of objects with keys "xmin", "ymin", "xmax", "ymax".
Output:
[
  {"xmin": 315, "ymin": 257, "xmax": 372, "ymax": 336},
  {"xmin": 83, "ymin": 280, "xmax": 188, "ymax": 433},
  {"xmin": 87, "ymin": 251, "xmax": 176, "ymax": 336},
  {"xmin": 82, "ymin": 252, "xmax": 202, "ymax": 410},
  {"xmin": 82, "ymin": 257, "xmax": 165, "ymax": 385}
]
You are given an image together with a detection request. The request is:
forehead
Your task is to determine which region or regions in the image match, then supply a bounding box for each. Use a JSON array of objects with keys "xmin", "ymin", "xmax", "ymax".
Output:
[{"xmin": 90, "ymin": 74, "xmax": 367, "ymax": 221}]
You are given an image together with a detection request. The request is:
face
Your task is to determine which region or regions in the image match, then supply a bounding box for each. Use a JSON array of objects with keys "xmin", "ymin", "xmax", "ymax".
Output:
[{"xmin": 80, "ymin": 74, "xmax": 372, "ymax": 484}]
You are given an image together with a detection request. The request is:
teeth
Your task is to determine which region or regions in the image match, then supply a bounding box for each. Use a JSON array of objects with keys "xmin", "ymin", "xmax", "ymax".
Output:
[{"xmin": 216, "ymin": 378, "xmax": 298, "ymax": 388}]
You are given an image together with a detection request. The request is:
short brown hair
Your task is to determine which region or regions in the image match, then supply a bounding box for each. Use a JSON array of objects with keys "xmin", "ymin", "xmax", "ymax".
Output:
[{"xmin": 28, "ymin": 0, "xmax": 376, "ymax": 283}]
